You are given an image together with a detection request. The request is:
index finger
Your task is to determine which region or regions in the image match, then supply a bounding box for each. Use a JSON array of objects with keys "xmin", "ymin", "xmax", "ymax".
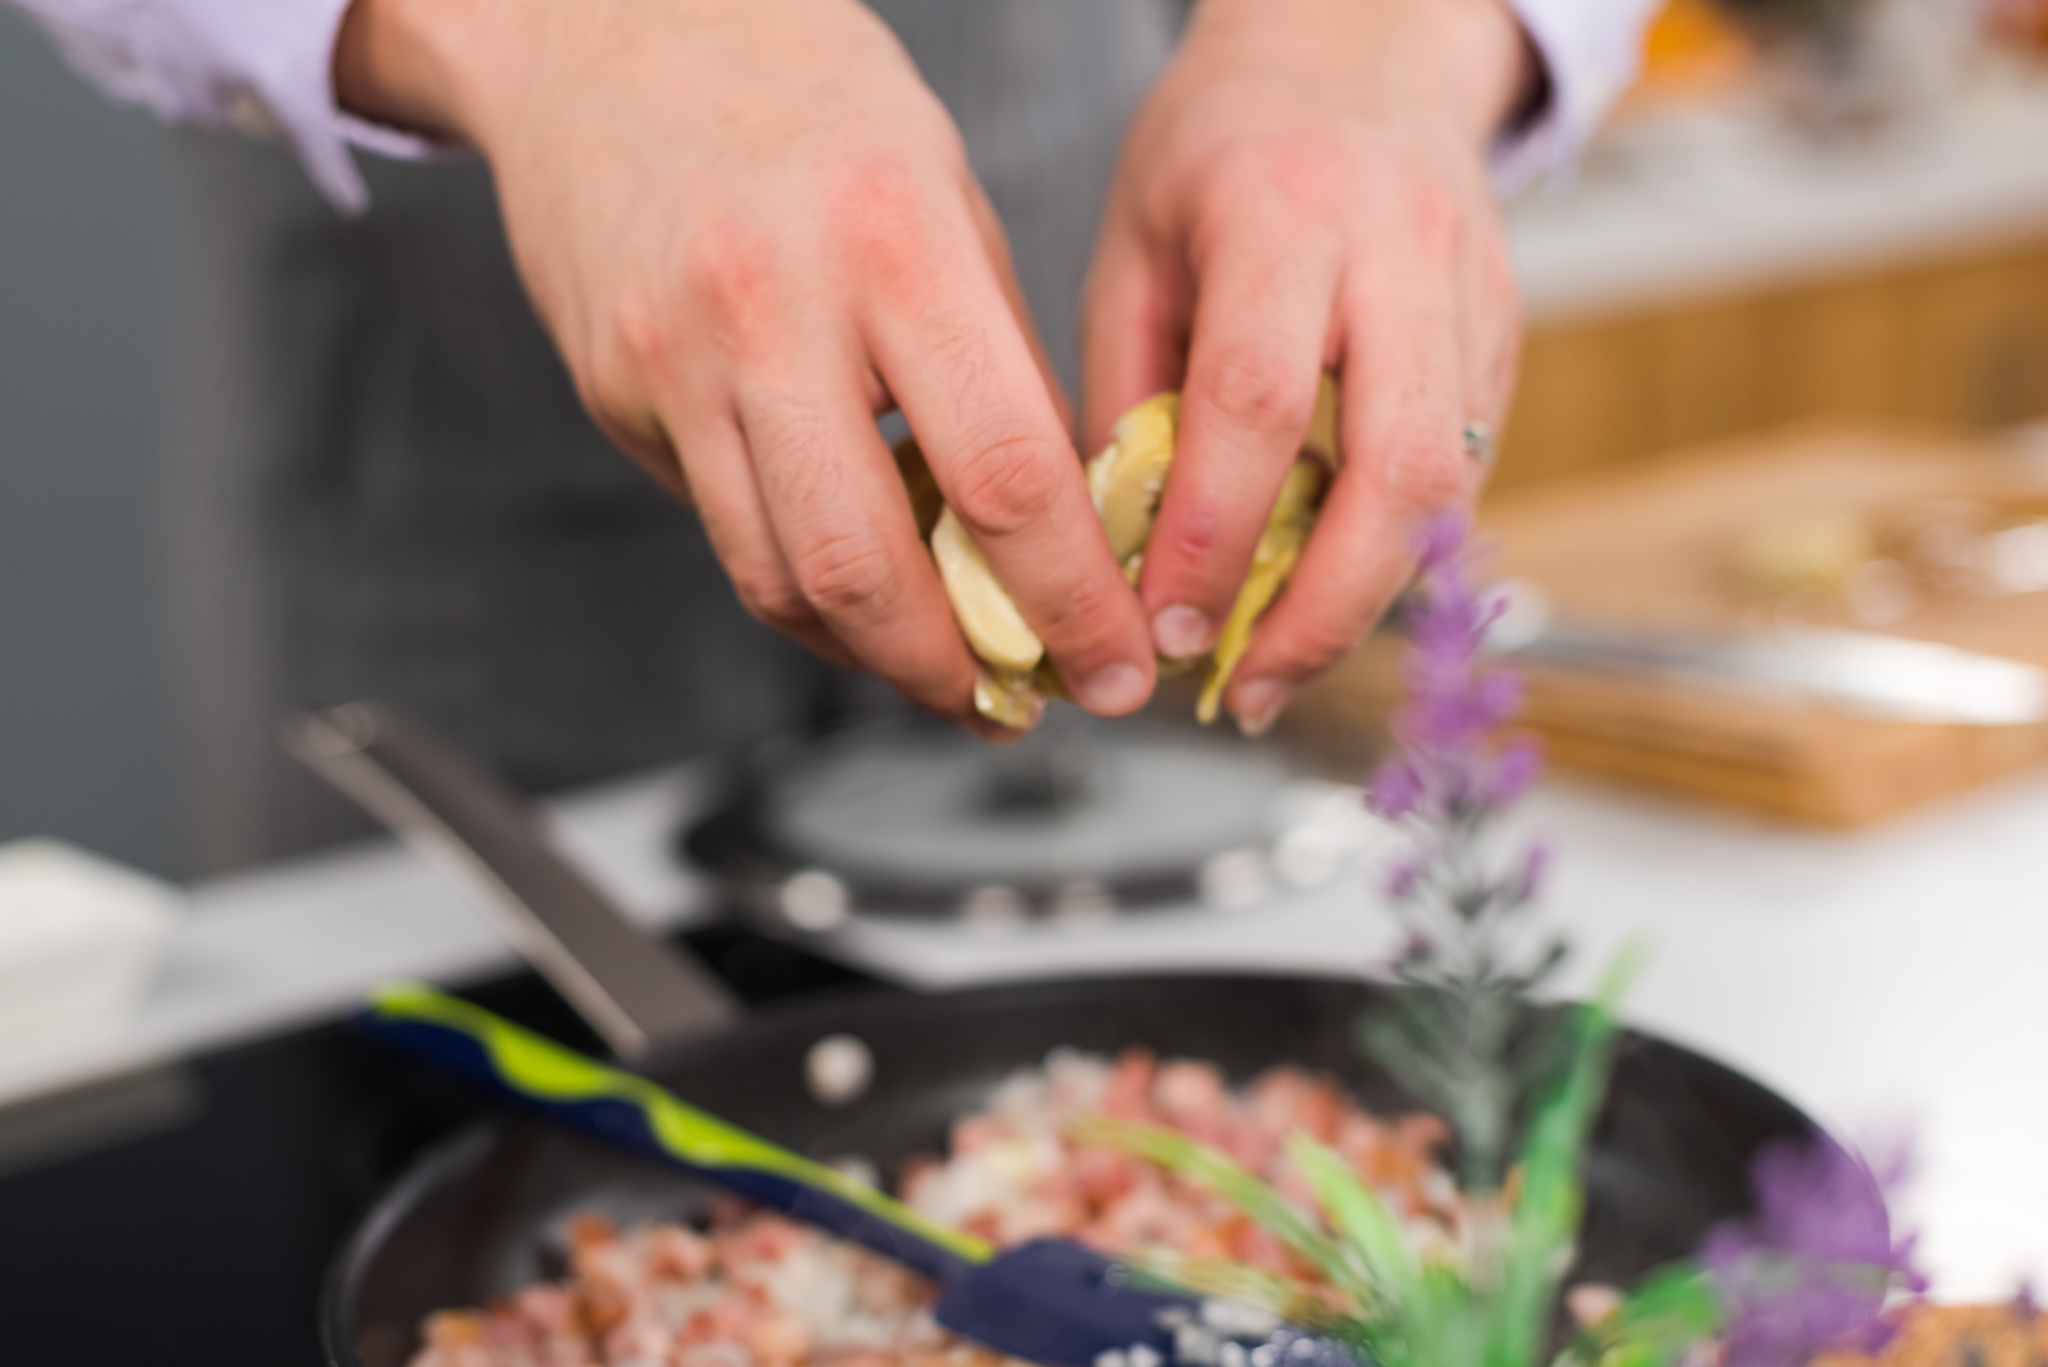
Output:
[{"xmin": 863, "ymin": 239, "xmax": 1156, "ymax": 717}]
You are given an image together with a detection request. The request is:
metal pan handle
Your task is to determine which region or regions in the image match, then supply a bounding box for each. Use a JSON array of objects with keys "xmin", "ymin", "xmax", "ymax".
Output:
[{"xmin": 284, "ymin": 702, "xmax": 741, "ymax": 1061}]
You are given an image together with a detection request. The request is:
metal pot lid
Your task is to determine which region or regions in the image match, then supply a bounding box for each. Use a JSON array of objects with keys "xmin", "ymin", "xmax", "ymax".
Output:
[
  {"xmin": 772, "ymin": 719, "xmax": 1287, "ymax": 889},
  {"xmin": 684, "ymin": 715, "xmax": 1384, "ymax": 927}
]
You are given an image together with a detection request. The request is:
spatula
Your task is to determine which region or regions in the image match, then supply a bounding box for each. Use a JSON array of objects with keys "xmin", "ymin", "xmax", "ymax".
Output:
[{"xmin": 360, "ymin": 980, "xmax": 1333, "ymax": 1367}]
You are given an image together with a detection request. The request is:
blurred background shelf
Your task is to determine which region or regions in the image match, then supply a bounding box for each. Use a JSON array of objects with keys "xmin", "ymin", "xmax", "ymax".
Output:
[
  {"xmin": 1500, "ymin": 66, "xmax": 2048, "ymax": 490},
  {"xmin": 1455, "ymin": 424, "xmax": 2048, "ymax": 827},
  {"xmin": 1505, "ymin": 236, "xmax": 2048, "ymax": 487}
]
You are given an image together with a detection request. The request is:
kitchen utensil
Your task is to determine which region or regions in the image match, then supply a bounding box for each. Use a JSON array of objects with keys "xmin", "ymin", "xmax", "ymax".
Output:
[
  {"xmin": 1495, "ymin": 580, "xmax": 2048, "ymax": 726},
  {"xmin": 290, "ymin": 705, "xmax": 1819, "ymax": 1367},
  {"xmin": 286, "ymin": 703, "xmax": 740, "ymax": 1062}
]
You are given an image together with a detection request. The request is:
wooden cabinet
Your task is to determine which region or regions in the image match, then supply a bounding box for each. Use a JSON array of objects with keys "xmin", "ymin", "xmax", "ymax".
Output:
[{"xmin": 1494, "ymin": 235, "xmax": 2048, "ymax": 492}]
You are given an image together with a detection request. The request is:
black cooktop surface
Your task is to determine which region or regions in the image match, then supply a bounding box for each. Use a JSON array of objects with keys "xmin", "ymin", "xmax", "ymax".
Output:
[{"xmin": 0, "ymin": 928, "xmax": 880, "ymax": 1366}]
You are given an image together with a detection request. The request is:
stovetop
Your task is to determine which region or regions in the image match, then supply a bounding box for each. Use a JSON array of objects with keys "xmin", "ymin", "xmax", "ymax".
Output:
[{"xmin": 0, "ymin": 927, "xmax": 882, "ymax": 1366}]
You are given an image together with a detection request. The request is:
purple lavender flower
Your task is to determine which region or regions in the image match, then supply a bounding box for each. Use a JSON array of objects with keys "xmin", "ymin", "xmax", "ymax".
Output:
[
  {"xmin": 1506, "ymin": 838, "xmax": 1551, "ymax": 906},
  {"xmin": 1368, "ymin": 759, "xmax": 1425, "ymax": 823},
  {"xmin": 1491, "ymin": 735, "xmax": 1543, "ymax": 800},
  {"xmin": 1366, "ymin": 512, "xmax": 1531, "ymax": 830},
  {"xmin": 1702, "ymin": 1137, "xmax": 1926, "ymax": 1367},
  {"xmin": 1360, "ymin": 512, "xmax": 1562, "ymax": 1194},
  {"xmin": 1384, "ymin": 854, "xmax": 1426, "ymax": 902}
]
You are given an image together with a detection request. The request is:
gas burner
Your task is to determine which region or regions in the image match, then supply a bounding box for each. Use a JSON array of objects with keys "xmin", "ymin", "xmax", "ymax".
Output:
[{"xmin": 682, "ymin": 715, "xmax": 1385, "ymax": 933}]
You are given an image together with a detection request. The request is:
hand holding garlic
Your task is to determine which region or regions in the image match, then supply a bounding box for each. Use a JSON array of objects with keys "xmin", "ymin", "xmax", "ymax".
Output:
[{"xmin": 916, "ymin": 378, "xmax": 1340, "ymax": 729}]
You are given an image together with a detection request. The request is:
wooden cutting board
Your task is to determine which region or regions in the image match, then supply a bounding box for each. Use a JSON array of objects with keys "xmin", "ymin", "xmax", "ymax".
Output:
[{"xmin": 1292, "ymin": 422, "xmax": 2048, "ymax": 827}]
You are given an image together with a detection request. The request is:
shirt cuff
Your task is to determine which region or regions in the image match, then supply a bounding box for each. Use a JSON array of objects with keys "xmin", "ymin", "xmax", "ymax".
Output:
[
  {"xmin": 12, "ymin": 0, "xmax": 444, "ymax": 214},
  {"xmin": 1493, "ymin": 0, "xmax": 1664, "ymax": 191}
]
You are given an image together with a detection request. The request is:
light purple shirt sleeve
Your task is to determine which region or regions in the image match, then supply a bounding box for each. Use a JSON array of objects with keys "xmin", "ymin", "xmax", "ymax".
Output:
[
  {"xmin": 1494, "ymin": 0, "xmax": 1667, "ymax": 190},
  {"xmin": 7, "ymin": 0, "xmax": 434, "ymax": 212},
  {"xmin": 8, "ymin": 0, "xmax": 1661, "ymax": 213}
]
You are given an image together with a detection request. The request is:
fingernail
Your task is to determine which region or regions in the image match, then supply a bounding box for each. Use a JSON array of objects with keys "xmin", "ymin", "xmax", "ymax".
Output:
[
  {"xmin": 1232, "ymin": 680, "xmax": 1296, "ymax": 737},
  {"xmin": 1152, "ymin": 605, "xmax": 1213, "ymax": 661},
  {"xmin": 1078, "ymin": 661, "xmax": 1149, "ymax": 715}
]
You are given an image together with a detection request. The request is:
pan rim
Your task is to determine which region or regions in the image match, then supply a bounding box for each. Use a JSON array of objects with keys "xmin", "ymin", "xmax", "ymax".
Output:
[{"xmin": 324, "ymin": 1119, "xmax": 502, "ymax": 1367}]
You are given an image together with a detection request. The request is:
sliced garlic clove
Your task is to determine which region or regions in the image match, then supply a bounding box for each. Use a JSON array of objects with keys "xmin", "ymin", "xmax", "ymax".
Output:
[
  {"xmin": 1197, "ymin": 458, "xmax": 1327, "ymax": 724},
  {"xmin": 974, "ymin": 668, "xmax": 1044, "ymax": 731},
  {"xmin": 931, "ymin": 507, "xmax": 1044, "ymax": 674},
  {"xmin": 1030, "ymin": 657, "xmax": 1072, "ymax": 703},
  {"xmin": 1087, "ymin": 393, "xmax": 1179, "ymax": 566}
]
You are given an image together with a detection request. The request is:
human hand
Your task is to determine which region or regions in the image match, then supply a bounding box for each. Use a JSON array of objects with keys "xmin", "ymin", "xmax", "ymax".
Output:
[
  {"xmin": 334, "ymin": 0, "xmax": 1156, "ymax": 735},
  {"xmin": 1080, "ymin": 0, "xmax": 1537, "ymax": 734}
]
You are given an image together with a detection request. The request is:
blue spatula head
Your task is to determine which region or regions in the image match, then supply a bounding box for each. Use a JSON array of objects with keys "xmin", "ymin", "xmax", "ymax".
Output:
[
  {"xmin": 933, "ymin": 1239, "xmax": 1362, "ymax": 1367},
  {"xmin": 934, "ymin": 1238, "xmax": 1201, "ymax": 1367}
]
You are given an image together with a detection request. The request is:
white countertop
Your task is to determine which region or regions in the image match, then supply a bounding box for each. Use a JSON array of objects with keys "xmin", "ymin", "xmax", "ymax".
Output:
[
  {"xmin": 0, "ymin": 770, "xmax": 715, "ymax": 1114},
  {"xmin": 1508, "ymin": 67, "xmax": 2048, "ymax": 323},
  {"xmin": 6, "ymin": 749, "xmax": 2042, "ymax": 1303}
]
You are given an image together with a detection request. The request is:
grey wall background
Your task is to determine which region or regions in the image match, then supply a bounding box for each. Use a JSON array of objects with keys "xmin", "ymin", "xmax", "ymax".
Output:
[{"xmin": 0, "ymin": 9, "xmax": 180, "ymax": 876}]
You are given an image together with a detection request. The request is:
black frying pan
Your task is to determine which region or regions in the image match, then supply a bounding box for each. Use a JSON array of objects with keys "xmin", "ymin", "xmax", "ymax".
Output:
[{"xmin": 290, "ymin": 707, "xmax": 1814, "ymax": 1367}]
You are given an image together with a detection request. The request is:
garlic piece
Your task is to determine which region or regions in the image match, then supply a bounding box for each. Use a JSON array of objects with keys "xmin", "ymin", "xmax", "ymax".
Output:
[
  {"xmin": 930, "ymin": 507, "xmax": 1045, "ymax": 674},
  {"xmin": 1088, "ymin": 393, "xmax": 1180, "ymax": 563},
  {"xmin": 1197, "ymin": 457, "xmax": 1327, "ymax": 723},
  {"xmin": 974, "ymin": 670, "xmax": 1044, "ymax": 731}
]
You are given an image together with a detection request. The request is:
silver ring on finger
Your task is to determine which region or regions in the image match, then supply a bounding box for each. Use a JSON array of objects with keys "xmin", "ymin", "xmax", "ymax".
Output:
[{"xmin": 1461, "ymin": 421, "xmax": 1495, "ymax": 467}]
